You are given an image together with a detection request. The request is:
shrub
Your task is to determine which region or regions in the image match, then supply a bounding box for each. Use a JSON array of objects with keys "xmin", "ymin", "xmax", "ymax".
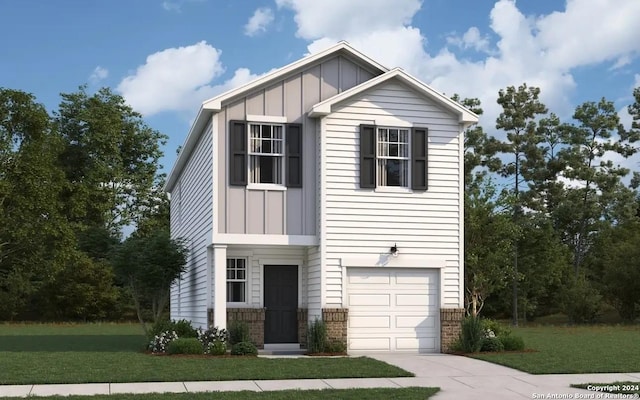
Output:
[
  {"xmin": 167, "ymin": 338, "xmax": 203, "ymax": 355},
  {"xmin": 307, "ymin": 319, "xmax": 327, "ymax": 354},
  {"xmin": 562, "ymin": 276, "xmax": 602, "ymax": 324},
  {"xmin": 205, "ymin": 340, "xmax": 227, "ymax": 356},
  {"xmin": 149, "ymin": 319, "xmax": 197, "ymax": 339},
  {"xmin": 231, "ymin": 341, "xmax": 258, "ymax": 356},
  {"xmin": 481, "ymin": 319, "xmax": 512, "ymax": 338},
  {"xmin": 149, "ymin": 330, "xmax": 178, "ymax": 353},
  {"xmin": 481, "ymin": 337, "xmax": 504, "ymax": 352},
  {"xmin": 459, "ymin": 315, "xmax": 484, "ymax": 353},
  {"xmin": 197, "ymin": 326, "xmax": 228, "ymax": 348},
  {"xmin": 326, "ymin": 341, "xmax": 346, "ymax": 354},
  {"xmin": 227, "ymin": 321, "xmax": 250, "ymax": 345},
  {"xmin": 499, "ymin": 335, "xmax": 525, "ymax": 351}
]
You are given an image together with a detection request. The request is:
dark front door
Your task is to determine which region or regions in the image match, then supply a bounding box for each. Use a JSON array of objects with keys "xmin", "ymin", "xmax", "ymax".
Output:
[{"xmin": 264, "ymin": 265, "xmax": 298, "ymax": 343}]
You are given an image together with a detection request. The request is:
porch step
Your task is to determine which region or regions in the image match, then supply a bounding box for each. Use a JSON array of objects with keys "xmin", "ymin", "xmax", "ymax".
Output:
[{"xmin": 260, "ymin": 343, "xmax": 306, "ymax": 355}]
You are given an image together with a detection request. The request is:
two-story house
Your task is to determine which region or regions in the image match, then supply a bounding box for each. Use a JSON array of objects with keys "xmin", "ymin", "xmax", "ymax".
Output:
[{"xmin": 165, "ymin": 41, "xmax": 478, "ymax": 353}]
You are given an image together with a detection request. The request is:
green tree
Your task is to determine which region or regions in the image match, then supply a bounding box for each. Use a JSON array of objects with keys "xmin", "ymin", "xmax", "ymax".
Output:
[
  {"xmin": 465, "ymin": 177, "xmax": 519, "ymax": 317},
  {"xmin": 56, "ymin": 86, "xmax": 167, "ymax": 235},
  {"xmin": 111, "ymin": 230, "xmax": 188, "ymax": 333},
  {"xmin": 495, "ymin": 84, "xmax": 548, "ymax": 325},
  {"xmin": 0, "ymin": 88, "xmax": 72, "ymax": 319}
]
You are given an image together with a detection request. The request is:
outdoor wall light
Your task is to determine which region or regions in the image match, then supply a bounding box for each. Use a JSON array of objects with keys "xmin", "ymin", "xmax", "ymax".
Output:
[{"xmin": 390, "ymin": 244, "xmax": 399, "ymax": 257}]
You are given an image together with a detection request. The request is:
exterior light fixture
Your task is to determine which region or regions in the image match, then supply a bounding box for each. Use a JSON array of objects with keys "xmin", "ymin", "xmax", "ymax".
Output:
[{"xmin": 390, "ymin": 244, "xmax": 399, "ymax": 257}]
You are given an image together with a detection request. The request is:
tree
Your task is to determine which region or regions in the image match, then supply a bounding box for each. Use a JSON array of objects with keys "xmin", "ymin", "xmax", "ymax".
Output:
[
  {"xmin": 0, "ymin": 88, "xmax": 73, "ymax": 319},
  {"xmin": 111, "ymin": 230, "xmax": 188, "ymax": 333},
  {"xmin": 56, "ymin": 86, "xmax": 167, "ymax": 236},
  {"xmin": 558, "ymin": 98, "xmax": 637, "ymax": 274},
  {"xmin": 464, "ymin": 177, "xmax": 519, "ymax": 317},
  {"xmin": 495, "ymin": 84, "xmax": 548, "ymax": 325}
]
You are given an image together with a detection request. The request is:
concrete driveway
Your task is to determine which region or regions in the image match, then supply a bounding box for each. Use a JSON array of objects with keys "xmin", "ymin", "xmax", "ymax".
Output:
[{"xmin": 370, "ymin": 353, "xmax": 640, "ymax": 399}]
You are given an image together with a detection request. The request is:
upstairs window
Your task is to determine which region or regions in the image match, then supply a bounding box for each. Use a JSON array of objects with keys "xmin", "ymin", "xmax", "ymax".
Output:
[
  {"xmin": 249, "ymin": 123, "xmax": 284, "ymax": 184},
  {"xmin": 226, "ymin": 258, "xmax": 247, "ymax": 303},
  {"xmin": 229, "ymin": 120, "xmax": 302, "ymax": 188},
  {"xmin": 360, "ymin": 124, "xmax": 428, "ymax": 190},
  {"xmin": 377, "ymin": 128, "xmax": 410, "ymax": 187}
]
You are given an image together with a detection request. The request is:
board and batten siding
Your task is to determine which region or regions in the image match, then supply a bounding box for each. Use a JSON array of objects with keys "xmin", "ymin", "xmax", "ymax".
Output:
[
  {"xmin": 217, "ymin": 55, "xmax": 380, "ymax": 236},
  {"xmin": 169, "ymin": 122, "xmax": 214, "ymax": 328},
  {"xmin": 322, "ymin": 80, "xmax": 463, "ymax": 308}
]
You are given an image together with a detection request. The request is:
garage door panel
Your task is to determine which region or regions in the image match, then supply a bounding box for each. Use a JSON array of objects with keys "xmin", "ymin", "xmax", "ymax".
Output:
[
  {"xmin": 347, "ymin": 268, "xmax": 439, "ymax": 353},
  {"xmin": 395, "ymin": 293, "xmax": 436, "ymax": 306},
  {"xmin": 348, "ymin": 293, "xmax": 390, "ymax": 306},
  {"xmin": 396, "ymin": 337, "xmax": 436, "ymax": 351},
  {"xmin": 349, "ymin": 315, "xmax": 391, "ymax": 329},
  {"xmin": 395, "ymin": 315, "xmax": 436, "ymax": 329},
  {"xmin": 349, "ymin": 337, "xmax": 390, "ymax": 351}
]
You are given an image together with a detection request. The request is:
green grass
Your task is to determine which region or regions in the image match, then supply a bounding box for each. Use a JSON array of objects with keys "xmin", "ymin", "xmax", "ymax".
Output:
[
  {"xmin": 472, "ymin": 325, "xmax": 640, "ymax": 374},
  {"xmin": 0, "ymin": 323, "xmax": 413, "ymax": 384},
  {"xmin": 571, "ymin": 382, "xmax": 640, "ymax": 395},
  {"xmin": 0, "ymin": 388, "xmax": 440, "ymax": 400}
]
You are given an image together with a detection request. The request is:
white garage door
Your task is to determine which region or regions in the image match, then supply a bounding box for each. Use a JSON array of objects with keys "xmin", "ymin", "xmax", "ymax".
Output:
[{"xmin": 347, "ymin": 268, "xmax": 439, "ymax": 353}]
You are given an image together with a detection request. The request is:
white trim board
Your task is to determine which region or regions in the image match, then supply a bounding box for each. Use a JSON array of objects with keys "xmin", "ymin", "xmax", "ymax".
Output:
[
  {"xmin": 340, "ymin": 256, "xmax": 447, "ymax": 269},
  {"xmin": 213, "ymin": 234, "xmax": 318, "ymax": 246}
]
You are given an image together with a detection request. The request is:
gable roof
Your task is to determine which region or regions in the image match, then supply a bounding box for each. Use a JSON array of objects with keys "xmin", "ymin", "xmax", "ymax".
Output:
[
  {"xmin": 165, "ymin": 41, "xmax": 389, "ymax": 192},
  {"xmin": 309, "ymin": 67, "xmax": 479, "ymax": 126}
]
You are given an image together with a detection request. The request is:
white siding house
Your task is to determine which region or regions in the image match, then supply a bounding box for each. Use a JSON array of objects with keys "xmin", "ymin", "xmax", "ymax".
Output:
[{"xmin": 165, "ymin": 42, "xmax": 477, "ymax": 353}]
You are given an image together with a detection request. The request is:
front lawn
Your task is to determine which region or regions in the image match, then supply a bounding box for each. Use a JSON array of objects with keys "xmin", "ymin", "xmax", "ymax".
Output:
[
  {"xmin": 0, "ymin": 323, "xmax": 412, "ymax": 384},
  {"xmin": 0, "ymin": 388, "xmax": 440, "ymax": 400},
  {"xmin": 472, "ymin": 325, "xmax": 640, "ymax": 374}
]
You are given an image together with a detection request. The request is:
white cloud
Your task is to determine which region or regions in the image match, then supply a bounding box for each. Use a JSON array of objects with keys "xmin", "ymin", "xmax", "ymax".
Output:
[
  {"xmin": 117, "ymin": 41, "xmax": 226, "ymax": 116},
  {"xmin": 277, "ymin": 0, "xmax": 640, "ymax": 133},
  {"xmin": 89, "ymin": 66, "xmax": 108, "ymax": 84},
  {"xmin": 244, "ymin": 7, "xmax": 275, "ymax": 37},
  {"xmin": 446, "ymin": 27, "xmax": 491, "ymax": 53},
  {"xmin": 161, "ymin": 0, "xmax": 203, "ymax": 12}
]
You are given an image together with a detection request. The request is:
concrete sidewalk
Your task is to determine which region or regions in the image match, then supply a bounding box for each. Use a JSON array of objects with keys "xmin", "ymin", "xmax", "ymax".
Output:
[{"xmin": 1, "ymin": 355, "xmax": 639, "ymax": 398}]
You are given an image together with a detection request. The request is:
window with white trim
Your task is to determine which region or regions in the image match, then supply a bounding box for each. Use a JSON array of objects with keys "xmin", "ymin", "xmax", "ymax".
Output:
[
  {"xmin": 377, "ymin": 127, "xmax": 410, "ymax": 187},
  {"xmin": 226, "ymin": 258, "xmax": 247, "ymax": 303},
  {"xmin": 249, "ymin": 123, "xmax": 284, "ymax": 184}
]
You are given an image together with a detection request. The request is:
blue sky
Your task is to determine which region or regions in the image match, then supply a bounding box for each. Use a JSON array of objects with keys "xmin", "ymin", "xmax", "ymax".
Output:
[{"xmin": 2, "ymin": 0, "xmax": 639, "ymax": 175}]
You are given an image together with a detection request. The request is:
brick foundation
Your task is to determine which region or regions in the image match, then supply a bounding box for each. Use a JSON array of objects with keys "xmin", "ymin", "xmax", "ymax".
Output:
[
  {"xmin": 440, "ymin": 308, "xmax": 465, "ymax": 352},
  {"xmin": 322, "ymin": 308, "xmax": 348, "ymax": 347},
  {"xmin": 207, "ymin": 307, "xmax": 309, "ymax": 349},
  {"xmin": 297, "ymin": 308, "xmax": 308, "ymax": 348}
]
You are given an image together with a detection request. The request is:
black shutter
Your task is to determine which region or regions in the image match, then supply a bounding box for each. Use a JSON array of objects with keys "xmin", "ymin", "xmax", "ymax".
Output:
[
  {"xmin": 411, "ymin": 127, "xmax": 428, "ymax": 190},
  {"xmin": 229, "ymin": 120, "xmax": 247, "ymax": 186},
  {"xmin": 286, "ymin": 123, "xmax": 302, "ymax": 188},
  {"xmin": 360, "ymin": 124, "xmax": 376, "ymax": 188}
]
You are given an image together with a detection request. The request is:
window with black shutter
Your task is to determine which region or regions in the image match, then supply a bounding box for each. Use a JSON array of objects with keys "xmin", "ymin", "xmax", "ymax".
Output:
[
  {"xmin": 229, "ymin": 120, "xmax": 247, "ymax": 186},
  {"xmin": 286, "ymin": 123, "xmax": 302, "ymax": 188}
]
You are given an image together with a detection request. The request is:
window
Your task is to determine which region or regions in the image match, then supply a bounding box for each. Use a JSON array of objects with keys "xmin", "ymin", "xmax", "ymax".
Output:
[
  {"xmin": 229, "ymin": 121, "xmax": 302, "ymax": 188},
  {"xmin": 226, "ymin": 258, "xmax": 247, "ymax": 303},
  {"xmin": 360, "ymin": 124, "xmax": 428, "ymax": 190},
  {"xmin": 249, "ymin": 123, "xmax": 284, "ymax": 184},
  {"xmin": 377, "ymin": 128, "xmax": 409, "ymax": 187}
]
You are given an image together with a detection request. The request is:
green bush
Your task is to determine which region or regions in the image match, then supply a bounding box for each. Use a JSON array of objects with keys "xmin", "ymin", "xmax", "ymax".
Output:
[
  {"xmin": 197, "ymin": 326, "xmax": 228, "ymax": 348},
  {"xmin": 205, "ymin": 340, "xmax": 227, "ymax": 356},
  {"xmin": 307, "ymin": 319, "xmax": 327, "ymax": 354},
  {"xmin": 562, "ymin": 276, "xmax": 602, "ymax": 324},
  {"xmin": 481, "ymin": 336, "xmax": 504, "ymax": 352},
  {"xmin": 459, "ymin": 315, "xmax": 484, "ymax": 353},
  {"xmin": 326, "ymin": 341, "xmax": 346, "ymax": 353},
  {"xmin": 149, "ymin": 319, "xmax": 197, "ymax": 339},
  {"xmin": 227, "ymin": 321, "xmax": 250, "ymax": 345},
  {"xmin": 231, "ymin": 341, "xmax": 258, "ymax": 356},
  {"xmin": 481, "ymin": 318, "xmax": 512, "ymax": 337},
  {"xmin": 167, "ymin": 338, "xmax": 203, "ymax": 355},
  {"xmin": 499, "ymin": 335, "xmax": 525, "ymax": 351}
]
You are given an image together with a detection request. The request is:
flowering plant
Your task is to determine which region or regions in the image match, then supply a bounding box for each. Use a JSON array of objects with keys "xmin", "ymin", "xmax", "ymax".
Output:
[{"xmin": 149, "ymin": 330, "xmax": 178, "ymax": 353}]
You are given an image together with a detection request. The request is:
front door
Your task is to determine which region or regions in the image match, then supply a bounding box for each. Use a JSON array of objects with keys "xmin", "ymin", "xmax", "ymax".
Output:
[{"xmin": 264, "ymin": 265, "xmax": 298, "ymax": 343}]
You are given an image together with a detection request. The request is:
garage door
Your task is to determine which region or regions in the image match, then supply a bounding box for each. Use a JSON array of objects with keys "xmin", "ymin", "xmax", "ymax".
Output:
[{"xmin": 346, "ymin": 268, "xmax": 439, "ymax": 353}]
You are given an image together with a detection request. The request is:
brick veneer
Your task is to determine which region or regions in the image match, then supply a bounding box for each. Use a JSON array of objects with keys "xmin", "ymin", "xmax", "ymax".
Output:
[
  {"xmin": 297, "ymin": 308, "xmax": 308, "ymax": 348},
  {"xmin": 208, "ymin": 307, "xmax": 309, "ymax": 349},
  {"xmin": 322, "ymin": 308, "xmax": 348, "ymax": 347},
  {"xmin": 440, "ymin": 308, "xmax": 465, "ymax": 352}
]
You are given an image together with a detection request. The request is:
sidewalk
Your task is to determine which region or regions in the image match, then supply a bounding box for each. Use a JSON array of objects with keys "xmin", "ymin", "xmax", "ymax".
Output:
[{"xmin": 2, "ymin": 354, "xmax": 639, "ymax": 398}]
